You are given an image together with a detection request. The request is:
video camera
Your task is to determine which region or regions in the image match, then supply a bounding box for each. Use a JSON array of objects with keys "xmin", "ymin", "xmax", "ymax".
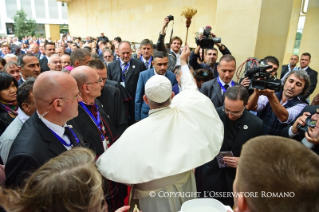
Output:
[
  {"xmin": 195, "ymin": 26, "xmax": 221, "ymax": 49},
  {"xmin": 244, "ymin": 60, "xmax": 282, "ymax": 92}
]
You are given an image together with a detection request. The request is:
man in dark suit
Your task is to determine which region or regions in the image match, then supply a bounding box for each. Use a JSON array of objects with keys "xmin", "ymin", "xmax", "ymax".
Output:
[
  {"xmin": 281, "ymin": 105, "xmax": 319, "ymax": 155},
  {"xmin": 196, "ymin": 85, "xmax": 264, "ymax": 207},
  {"xmin": 298, "ymin": 53, "xmax": 317, "ymax": 102},
  {"xmin": 135, "ymin": 51, "xmax": 177, "ymax": 121},
  {"xmin": 280, "ymin": 55, "xmax": 299, "ymax": 80},
  {"xmin": 39, "ymin": 42, "xmax": 55, "ymax": 72},
  {"xmin": 200, "ymin": 54, "xmax": 239, "ymax": 108},
  {"xmin": 88, "ymin": 59, "xmax": 128, "ymax": 135},
  {"xmin": 65, "ymin": 41, "xmax": 73, "ymax": 55},
  {"xmin": 5, "ymin": 71, "xmax": 86, "ymax": 187},
  {"xmin": 107, "ymin": 41, "xmax": 147, "ymax": 124},
  {"xmin": 17, "ymin": 53, "xmax": 41, "ymax": 86},
  {"xmin": 69, "ymin": 66, "xmax": 124, "ymax": 211},
  {"xmin": 29, "ymin": 44, "xmax": 41, "ymax": 59},
  {"xmin": 138, "ymin": 39, "xmax": 154, "ymax": 70}
]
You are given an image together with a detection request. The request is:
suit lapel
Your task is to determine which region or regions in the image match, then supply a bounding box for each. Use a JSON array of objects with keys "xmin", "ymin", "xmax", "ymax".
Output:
[
  {"xmin": 114, "ymin": 60, "xmax": 121, "ymax": 82},
  {"xmin": 125, "ymin": 60, "xmax": 135, "ymax": 82},
  {"xmin": 32, "ymin": 114, "xmax": 68, "ymax": 156},
  {"xmin": 214, "ymin": 79, "xmax": 223, "ymax": 104},
  {"xmin": 232, "ymin": 111, "xmax": 249, "ymax": 151}
]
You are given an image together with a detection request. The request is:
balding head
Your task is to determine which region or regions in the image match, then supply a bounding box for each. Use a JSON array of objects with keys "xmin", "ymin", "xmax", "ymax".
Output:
[
  {"xmin": 71, "ymin": 66, "xmax": 102, "ymax": 103},
  {"xmin": 48, "ymin": 54, "xmax": 62, "ymax": 71},
  {"xmin": 30, "ymin": 44, "xmax": 39, "ymax": 55},
  {"xmin": 33, "ymin": 71, "xmax": 81, "ymax": 125}
]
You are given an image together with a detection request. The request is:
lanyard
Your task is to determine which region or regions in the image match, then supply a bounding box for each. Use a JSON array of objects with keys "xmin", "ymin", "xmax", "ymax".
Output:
[
  {"xmin": 121, "ymin": 60, "xmax": 131, "ymax": 82},
  {"xmin": 50, "ymin": 127, "xmax": 79, "ymax": 147},
  {"xmin": 79, "ymin": 102, "xmax": 105, "ymax": 141},
  {"xmin": 217, "ymin": 77, "xmax": 234, "ymax": 93}
]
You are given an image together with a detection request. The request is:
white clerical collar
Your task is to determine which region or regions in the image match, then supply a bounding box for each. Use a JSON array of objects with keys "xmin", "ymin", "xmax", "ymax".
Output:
[
  {"xmin": 37, "ymin": 111, "xmax": 67, "ymax": 138},
  {"xmin": 18, "ymin": 107, "xmax": 30, "ymax": 123}
]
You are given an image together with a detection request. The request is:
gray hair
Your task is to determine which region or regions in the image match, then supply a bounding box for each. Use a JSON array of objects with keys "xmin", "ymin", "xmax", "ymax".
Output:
[
  {"xmin": 283, "ymin": 69, "xmax": 310, "ymax": 96},
  {"xmin": 72, "ymin": 72, "xmax": 88, "ymax": 90},
  {"xmin": 4, "ymin": 61, "xmax": 18, "ymax": 72},
  {"xmin": 4, "ymin": 54, "xmax": 17, "ymax": 60},
  {"xmin": 225, "ymin": 85, "xmax": 249, "ymax": 105},
  {"xmin": 174, "ymin": 65, "xmax": 194, "ymax": 76},
  {"xmin": 103, "ymin": 49, "xmax": 112, "ymax": 55},
  {"xmin": 48, "ymin": 54, "xmax": 60, "ymax": 63}
]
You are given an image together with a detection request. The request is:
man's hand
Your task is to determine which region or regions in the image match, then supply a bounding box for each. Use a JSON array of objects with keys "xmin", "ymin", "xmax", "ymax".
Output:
[
  {"xmin": 255, "ymin": 88, "xmax": 275, "ymax": 98},
  {"xmin": 291, "ymin": 112, "xmax": 311, "ymax": 134},
  {"xmin": 223, "ymin": 156, "xmax": 239, "ymax": 168},
  {"xmin": 305, "ymin": 124, "xmax": 319, "ymax": 145},
  {"xmin": 161, "ymin": 17, "xmax": 170, "ymax": 33},
  {"xmin": 311, "ymin": 93, "xmax": 319, "ymax": 105},
  {"xmin": 180, "ymin": 45, "xmax": 190, "ymax": 66},
  {"xmin": 240, "ymin": 77, "xmax": 250, "ymax": 87}
]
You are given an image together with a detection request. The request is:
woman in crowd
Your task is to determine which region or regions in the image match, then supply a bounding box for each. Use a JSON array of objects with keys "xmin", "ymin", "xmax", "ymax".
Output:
[
  {"xmin": 193, "ymin": 68, "xmax": 214, "ymax": 89},
  {"xmin": 0, "ymin": 57, "xmax": 6, "ymax": 71},
  {"xmin": 0, "ymin": 148, "xmax": 131, "ymax": 212},
  {"xmin": 0, "ymin": 72, "xmax": 18, "ymax": 136}
]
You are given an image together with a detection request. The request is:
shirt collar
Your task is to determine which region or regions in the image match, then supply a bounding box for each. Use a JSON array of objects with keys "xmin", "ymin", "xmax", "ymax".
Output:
[
  {"xmin": 37, "ymin": 111, "xmax": 67, "ymax": 137},
  {"xmin": 18, "ymin": 107, "xmax": 30, "ymax": 123}
]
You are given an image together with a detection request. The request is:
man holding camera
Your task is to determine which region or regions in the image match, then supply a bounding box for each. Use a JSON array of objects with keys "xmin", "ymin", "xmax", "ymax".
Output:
[
  {"xmin": 281, "ymin": 105, "xmax": 319, "ymax": 155},
  {"xmin": 189, "ymin": 31, "xmax": 231, "ymax": 78},
  {"xmin": 247, "ymin": 69, "xmax": 310, "ymax": 135},
  {"xmin": 157, "ymin": 16, "xmax": 183, "ymax": 72}
]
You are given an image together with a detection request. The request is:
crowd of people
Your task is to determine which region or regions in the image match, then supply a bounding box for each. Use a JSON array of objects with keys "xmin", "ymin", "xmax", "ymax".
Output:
[{"xmin": 0, "ymin": 16, "xmax": 318, "ymax": 212}]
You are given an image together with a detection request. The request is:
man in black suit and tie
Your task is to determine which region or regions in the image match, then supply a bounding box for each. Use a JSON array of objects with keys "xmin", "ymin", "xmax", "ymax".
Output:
[
  {"xmin": 196, "ymin": 85, "xmax": 264, "ymax": 207},
  {"xmin": 280, "ymin": 54, "xmax": 299, "ymax": 80},
  {"xmin": 5, "ymin": 71, "xmax": 87, "ymax": 187},
  {"xmin": 39, "ymin": 42, "xmax": 56, "ymax": 72},
  {"xmin": 139, "ymin": 39, "xmax": 154, "ymax": 70},
  {"xmin": 200, "ymin": 54, "xmax": 239, "ymax": 108},
  {"xmin": 298, "ymin": 53, "xmax": 317, "ymax": 102},
  {"xmin": 107, "ymin": 41, "xmax": 147, "ymax": 124},
  {"xmin": 17, "ymin": 53, "xmax": 41, "ymax": 86}
]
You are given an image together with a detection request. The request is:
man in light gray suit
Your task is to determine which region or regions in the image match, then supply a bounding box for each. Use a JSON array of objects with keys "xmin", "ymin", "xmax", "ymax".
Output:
[
  {"xmin": 0, "ymin": 78, "xmax": 36, "ymax": 164},
  {"xmin": 200, "ymin": 54, "xmax": 239, "ymax": 108}
]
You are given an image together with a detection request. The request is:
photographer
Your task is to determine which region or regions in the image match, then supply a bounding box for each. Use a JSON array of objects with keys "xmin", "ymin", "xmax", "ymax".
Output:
[
  {"xmin": 241, "ymin": 56, "xmax": 280, "ymax": 91},
  {"xmin": 247, "ymin": 69, "xmax": 310, "ymax": 135},
  {"xmin": 189, "ymin": 33, "xmax": 231, "ymax": 78},
  {"xmin": 157, "ymin": 16, "xmax": 183, "ymax": 72},
  {"xmin": 281, "ymin": 105, "xmax": 319, "ymax": 155}
]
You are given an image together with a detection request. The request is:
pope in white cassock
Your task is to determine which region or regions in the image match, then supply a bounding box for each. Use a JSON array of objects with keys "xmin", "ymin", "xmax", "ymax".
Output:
[{"xmin": 97, "ymin": 46, "xmax": 224, "ymax": 212}]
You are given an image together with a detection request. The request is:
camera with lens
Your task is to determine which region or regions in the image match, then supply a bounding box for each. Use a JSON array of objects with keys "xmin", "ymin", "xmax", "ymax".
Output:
[
  {"xmin": 297, "ymin": 116, "xmax": 316, "ymax": 132},
  {"xmin": 244, "ymin": 60, "xmax": 282, "ymax": 92},
  {"xmin": 195, "ymin": 26, "xmax": 221, "ymax": 49},
  {"xmin": 167, "ymin": 15, "xmax": 174, "ymax": 21}
]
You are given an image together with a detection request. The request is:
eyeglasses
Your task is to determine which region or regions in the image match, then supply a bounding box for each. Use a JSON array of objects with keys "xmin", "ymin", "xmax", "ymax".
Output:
[
  {"xmin": 222, "ymin": 105, "xmax": 245, "ymax": 116},
  {"xmin": 101, "ymin": 77, "xmax": 107, "ymax": 81},
  {"xmin": 49, "ymin": 92, "xmax": 82, "ymax": 105},
  {"xmin": 103, "ymin": 55, "xmax": 112, "ymax": 58},
  {"xmin": 86, "ymin": 77, "xmax": 103, "ymax": 85}
]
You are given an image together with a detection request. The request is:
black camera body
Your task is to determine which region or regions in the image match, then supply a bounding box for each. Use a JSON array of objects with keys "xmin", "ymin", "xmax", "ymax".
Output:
[
  {"xmin": 245, "ymin": 61, "xmax": 282, "ymax": 92},
  {"xmin": 196, "ymin": 26, "xmax": 221, "ymax": 49},
  {"xmin": 167, "ymin": 15, "xmax": 174, "ymax": 21},
  {"xmin": 298, "ymin": 116, "xmax": 316, "ymax": 132}
]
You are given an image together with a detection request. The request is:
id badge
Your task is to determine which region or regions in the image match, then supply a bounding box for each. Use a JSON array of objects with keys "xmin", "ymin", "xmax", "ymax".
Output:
[
  {"xmin": 102, "ymin": 139, "xmax": 109, "ymax": 151},
  {"xmin": 120, "ymin": 82, "xmax": 125, "ymax": 87}
]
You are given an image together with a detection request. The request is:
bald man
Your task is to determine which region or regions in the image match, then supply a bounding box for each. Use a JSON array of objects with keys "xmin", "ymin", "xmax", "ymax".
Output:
[
  {"xmin": 5, "ymin": 71, "xmax": 88, "ymax": 188},
  {"xmin": 48, "ymin": 54, "xmax": 62, "ymax": 71},
  {"xmin": 68, "ymin": 66, "xmax": 123, "ymax": 211},
  {"xmin": 61, "ymin": 54, "xmax": 71, "ymax": 68}
]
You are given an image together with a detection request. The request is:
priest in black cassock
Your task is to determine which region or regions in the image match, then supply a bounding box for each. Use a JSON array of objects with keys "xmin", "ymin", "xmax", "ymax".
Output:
[
  {"xmin": 196, "ymin": 85, "xmax": 264, "ymax": 207},
  {"xmin": 69, "ymin": 66, "xmax": 125, "ymax": 212}
]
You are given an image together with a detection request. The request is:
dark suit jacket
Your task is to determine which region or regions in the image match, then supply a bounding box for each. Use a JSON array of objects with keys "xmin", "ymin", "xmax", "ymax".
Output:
[
  {"xmin": 97, "ymin": 84, "xmax": 128, "ymax": 135},
  {"xmin": 200, "ymin": 79, "xmax": 240, "ymax": 108},
  {"xmin": 299, "ymin": 67, "xmax": 318, "ymax": 101},
  {"xmin": 34, "ymin": 52, "xmax": 41, "ymax": 60},
  {"xmin": 172, "ymin": 83, "xmax": 179, "ymax": 95},
  {"xmin": 107, "ymin": 59, "xmax": 146, "ymax": 123},
  {"xmin": 69, "ymin": 99, "xmax": 119, "ymax": 157},
  {"xmin": 281, "ymin": 105, "xmax": 319, "ymax": 155},
  {"xmin": 280, "ymin": 64, "xmax": 289, "ymax": 79},
  {"xmin": 196, "ymin": 108, "xmax": 264, "ymax": 193},
  {"xmin": 0, "ymin": 107, "xmax": 13, "ymax": 136},
  {"xmin": 65, "ymin": 48, "xmax": 71, "ymax": 55},
  {"xmin": 17, "ymin": 78, "xmax": 24, "ymax": 87},
  {"xmin": 39, "ymin": 57, "xmax": 50, "ymax": 72},
  {"xmin": 135, "ymin": 68, "xmax": 177, "ymax": 121},
  {"xmin": 5, "ymin": 113, "xmax": 87, "ymax": 188}
]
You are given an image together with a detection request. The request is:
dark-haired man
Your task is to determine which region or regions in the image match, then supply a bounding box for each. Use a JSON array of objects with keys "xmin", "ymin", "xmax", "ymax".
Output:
[
  {"xmin": 70, "ymin": 49, "xmax": 92, "ymax": 67},
  {"xmin": 280, "ymin": 55, "xmax": 299, "ymax": 80},
  {"xmin": 139, "ymin": 39, "xmax": 154, "ymax": 70},
  {"xmin": 196, "ymin": 85, "xmax": 263, "ymax": 207},
  {"xmin": 298, "ymin": 53, "xmax": 317, "ymax": 102},
  {"xmin": 200, "ymin": 54, "xmax": 239, "ymax": 108},
  {"xmin": 17, "ymin": 53, "xmax": 41, "ymax": 86},
  {"xmin": 39, "ymin": 42, "xmax": 56, "ymax": 72},
  {"xmin": 247, "ymin": 69, "xmax": 310, "ymax": 135},
  {"xmin": 135, "ymin": 51, "xmax": 177, "ymax": 121}
]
